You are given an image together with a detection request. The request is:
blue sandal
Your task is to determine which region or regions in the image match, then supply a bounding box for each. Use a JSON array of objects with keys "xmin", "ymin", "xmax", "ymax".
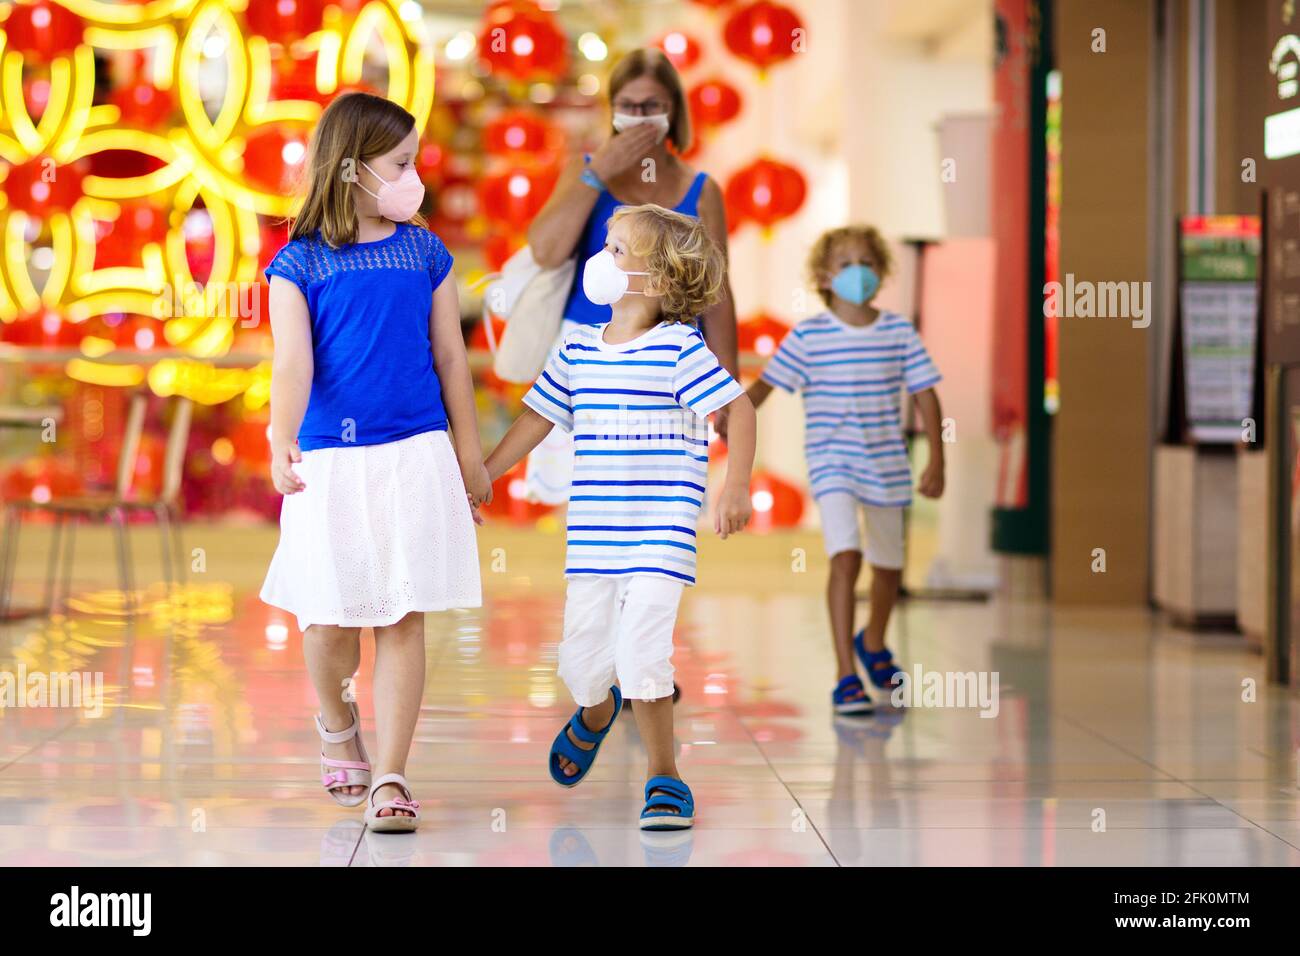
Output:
[
  {"xmin": 832, "ymin": 674, "xmax": 874, "ymax": 715},
  {"xmin": 549, "ymin": 686, "xmax": 622, "ymax": 787},
  {"xmin": 854, "ymin": 631, "xmax": 903, "ymax": 690},
  {"xmin": 639, "ymin": 775, "xmax": 694, "ymax": 831}
]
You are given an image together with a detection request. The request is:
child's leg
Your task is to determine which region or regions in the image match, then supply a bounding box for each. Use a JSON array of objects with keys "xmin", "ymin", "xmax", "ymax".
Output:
[
  {"xmin": 615, "ymin": 576, "xmax": 685, "ymax": 792},
  {"xmin": 860, "ymin": 565, "xmax": 901, "ymax": 655},
  {"xmin": 828, "ymin": 549, "xmax": 863, "ymax": 677},
  {"xmin": 554, "ymin": 576, "xmax": 619, "ymax": 777},
  {"xmin": 371, "ymin": 610, "xmax": 425, "ymax": 816},
  {"xmin": 859, "ymin": 506, "xmax": 905, "ymax": 664},
  {"xmin": 304, "ymin": 623, "xmax": 364, "ymax": 797},
  {"xmin": 817, "ymin": 491, "xmax": 866, "ymax": 686}
]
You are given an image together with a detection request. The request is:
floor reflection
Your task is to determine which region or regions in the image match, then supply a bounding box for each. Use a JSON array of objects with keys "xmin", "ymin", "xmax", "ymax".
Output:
[{"xmin": 0, "ymin": 529, "xmax": 1296, "ymax": 866}]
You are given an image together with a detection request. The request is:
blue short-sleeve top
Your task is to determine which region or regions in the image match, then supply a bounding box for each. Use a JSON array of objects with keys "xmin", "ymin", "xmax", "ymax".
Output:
[{"xmin": 264, "ymin": 223, "xmax": 454, "ymax": 451}]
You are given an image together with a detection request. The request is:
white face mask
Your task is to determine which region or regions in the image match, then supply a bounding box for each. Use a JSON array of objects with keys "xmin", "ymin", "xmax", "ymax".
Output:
[
  {"xmin": 583, "ymin": 249, "xmax": 648, "ymax": 305},
  {"xmin": 611, "ymin": 112, "xmax": 670, "ymax": 143}
]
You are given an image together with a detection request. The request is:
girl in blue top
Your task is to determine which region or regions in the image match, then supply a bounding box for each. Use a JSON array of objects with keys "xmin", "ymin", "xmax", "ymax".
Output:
[
  {"xmin": 260, "ymin": 92, "xmax": 491, "ymax": 832},
  {"xmin": 523, "ymin": 48, "xmax": 739, "ymax": 504}
]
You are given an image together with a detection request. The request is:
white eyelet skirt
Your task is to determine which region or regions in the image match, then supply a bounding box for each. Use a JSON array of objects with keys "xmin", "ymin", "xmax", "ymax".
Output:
[{"xmin": 260, "ymin": 429, "xmax": 481, "ymax": 632}]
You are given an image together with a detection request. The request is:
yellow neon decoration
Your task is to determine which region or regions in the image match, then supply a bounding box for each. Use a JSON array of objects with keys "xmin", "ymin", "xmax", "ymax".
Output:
[
  {"xmin": 66, "ymin": 358, "xmax": 146, "ymax": 387},
  {"xmin": 0, "ymin": 0, "xmax": 435, "ymax": 405}
]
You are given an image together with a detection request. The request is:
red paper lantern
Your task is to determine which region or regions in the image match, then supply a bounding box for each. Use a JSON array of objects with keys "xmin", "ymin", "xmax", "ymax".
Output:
[
  {"xmin": 656, "ymin": 31, "xmax": 701, "ymax": 71},
  {"xmin": 242, "ymin": 126, "xmax": 310, "ymax": 194},
  {"xmin": 478, "ymin": 1, "xmax": 569, "ymax": 82},
  {"xmin": 1, "ymin": 310, "xmax": 80, "ymax": 348},
  {"xmin": 723, "ymin": 1, "xmax": 804, "ymax": 73},
  {"xmin": 3, "ymin": 1, "xmax": 84, "ymax": 60},
  {"xmin": 96, "ymin": 202, "xmax": 169, "ymax": 268},
  {"xmin": 747, "ymin": 469, "xmax": 804, "ymax": 531},
  {"xmin": 269, "ymin": 53, "xmax": 326, "ymax": 104},
  {"xmin": 483, "ymin": 109, "xmax": 563, "ymax": 156},
  {"xmin": 481, "ymin": 460, "xmax": 554, "ymax": 522},
  {"xmin": 244, "ymin": 0, "xmax": 327, "ymax": 42},
  {"xmin": 2, "ymin": 156, "xmax": 88, "ymax": 215},
  {"xmin": 737, "ymin": 312, "xmax": 791, "ymax": 357},
  {"xmin": 2, "ymin": 455, "xmax": 82, "ymax": 505},
  {"xmin": 724, "ymin": 157, "xmax": 806, "ymax": 231},
  {"xmin": 417, "ymin": 142, "xmax": 448, "ymax": 184},
  {"xmin": 478, "ymin": 162, "xmax": 558, "ymax": 233},
  {"xmin": 110, "ymin": 81, "xmax": 175, "ymax": 127},
  {"xmin": 688, "ymin": 78, "xmax": 742, "ymax": 128},
  {"xmin": 483, "ymin": 231, "xmax": 525, "ymax": 272}
]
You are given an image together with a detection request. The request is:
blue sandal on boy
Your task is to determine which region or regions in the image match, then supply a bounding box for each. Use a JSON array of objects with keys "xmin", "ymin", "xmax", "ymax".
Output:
[
  {"xmin": 854, "ymin": 630, "xmax": 903, "ymax": 690},
  {"xmin": 549, "ymin": 685, "xmax": 622, "ymax": 788},
  {"xmin": 639, "ymin": 775, "xmax": 695, "ymax": 831},
  {"xmin": 832, "ymin": 674, "xmax": 874, "ymax": 715}
]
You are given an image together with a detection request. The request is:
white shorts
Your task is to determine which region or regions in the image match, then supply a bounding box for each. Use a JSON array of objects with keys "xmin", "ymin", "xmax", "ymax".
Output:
[
  {"xmin": 816, "ymin": 492, "xmax": 905, "ymax": 569},
  {"xmin": 557, "ymin": 574, "xmax": 684, "ymax": 706}
]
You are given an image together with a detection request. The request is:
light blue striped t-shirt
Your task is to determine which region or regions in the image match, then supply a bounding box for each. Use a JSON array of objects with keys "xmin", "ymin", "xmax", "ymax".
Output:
[
  {"xmin": 523, "ymin": 320, "xmax": 743, "ymax": 585},
  {"xmin": 760, "ymin": 311, "xmax": 941, "ymax": 508}
]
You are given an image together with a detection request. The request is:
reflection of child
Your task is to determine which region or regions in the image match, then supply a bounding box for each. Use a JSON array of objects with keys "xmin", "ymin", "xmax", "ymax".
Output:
[
  {"xmin": 485, "ymin": 204, "xmax": 756, "ymax": 830},
  {"xmin": 747, "ymin": 226, "xmax": 944, "ymax": 715}
]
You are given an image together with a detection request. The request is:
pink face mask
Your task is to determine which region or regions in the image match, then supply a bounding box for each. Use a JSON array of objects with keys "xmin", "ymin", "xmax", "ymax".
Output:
[{"xmin": 357, "ymin": 161, "xmax": 425, "ymax": 222}]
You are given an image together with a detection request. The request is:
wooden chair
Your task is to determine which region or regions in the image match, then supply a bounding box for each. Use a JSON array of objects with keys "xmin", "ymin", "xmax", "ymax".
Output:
[{"xmin": 0, "ymin": 391, "xmax": 192, "ymax": 619}]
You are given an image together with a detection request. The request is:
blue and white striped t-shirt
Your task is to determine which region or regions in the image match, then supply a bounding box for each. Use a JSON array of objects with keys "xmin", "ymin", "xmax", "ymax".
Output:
[
  {"xmin": 760, "ymin": 311, "xmax": 941, "ymax": 508},
  {"xmin": 523, "ymin": 320, "xmax": 743, "ymax": 585}
]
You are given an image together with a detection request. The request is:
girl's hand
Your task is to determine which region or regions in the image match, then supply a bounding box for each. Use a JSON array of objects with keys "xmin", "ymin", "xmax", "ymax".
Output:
[
  {"xmin": 589, "ymin": 123, "xmax": 660, "ymax": 181},
  {"xmin": 463, "ymin": 461, "xmax": 493, "ymax": 508},
  {"xmin": 714, "ymin": 483, "xmax": 752, "ymax": 539},
  {"xmin": 918, "ymin": 461, "xmax": 945, "ymax": 499},
  {"xmin": 271, "ymin": 442, "xmax": 305, "ymax": 495},
  {"xmin": 467, "ymin": 494, "xmax": 485, "ymax": 526}
]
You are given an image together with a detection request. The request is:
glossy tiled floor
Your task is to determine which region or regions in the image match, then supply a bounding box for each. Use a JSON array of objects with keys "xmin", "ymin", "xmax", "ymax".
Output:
[{"xmin": 0, "ymin": 525, "xmax": 1296, "ymax": 866}]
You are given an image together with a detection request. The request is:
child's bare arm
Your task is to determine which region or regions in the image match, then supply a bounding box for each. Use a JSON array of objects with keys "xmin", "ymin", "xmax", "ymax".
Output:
[
  {"xmin": 431, "ymin": 274, "xmax": 491, "ymax": 504},
  {"xmin": 714, "ymin": 392, "xmax": 756, "ymax": 538},
  {"xmin": 745, "ymin": 378, "xmax": 774, "ymax": 411},
  {"xmin": 268, "ymin": 276, "xmax": 313, "ymax": 495},
  {"xmin": 913, "ymin": 387, "xmax": 945, "ymax": 498},
  {"xmin": 485, "ymin": 408, "xmax": 555, "ymax": 482}
]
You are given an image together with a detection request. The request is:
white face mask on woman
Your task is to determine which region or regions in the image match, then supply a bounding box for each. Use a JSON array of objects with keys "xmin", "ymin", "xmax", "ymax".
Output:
[{"xmin": 611, "ymin": 112, "xmax": 670, "ymax": 143}]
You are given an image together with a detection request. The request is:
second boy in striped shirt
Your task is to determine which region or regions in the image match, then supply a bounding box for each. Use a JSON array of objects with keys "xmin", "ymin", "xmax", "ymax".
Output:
[{"xmin": 485, "ymin": 204, "xmax": 755, "ymax": 831}]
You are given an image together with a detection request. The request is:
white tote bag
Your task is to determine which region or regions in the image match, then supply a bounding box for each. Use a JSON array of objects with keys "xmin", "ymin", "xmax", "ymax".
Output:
[{"xmin": 481, "ymin": 245, "xmax": 575, "ymax": 383}]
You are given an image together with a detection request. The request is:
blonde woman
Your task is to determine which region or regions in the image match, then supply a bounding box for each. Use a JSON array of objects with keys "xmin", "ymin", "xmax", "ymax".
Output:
[
  {"xmin": 261, "ymin": 92, "xmax": 491, "ymax": 831},
  {"xmin": 486, "ymin": 205, "xmax": 756, "ymax": 830}
]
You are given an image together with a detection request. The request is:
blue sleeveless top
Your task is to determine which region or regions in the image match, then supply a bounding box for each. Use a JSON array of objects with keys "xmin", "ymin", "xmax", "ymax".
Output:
[
  {"xmin": 264, "ymin": 223, "xmax": 454, "ymax": 451},
  {"xmin": 561, "ymin": 164, "xmax": 709, "ymax": 325}
]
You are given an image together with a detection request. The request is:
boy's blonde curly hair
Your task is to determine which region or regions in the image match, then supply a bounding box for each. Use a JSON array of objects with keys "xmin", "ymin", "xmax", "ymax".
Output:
[
  {"xmin": 808, "ymin": 225, "xmax": 892, "ymax": 307},
  {"xmin": 607, "ymin": 204, "xmax": 724, "ymax": 323}
]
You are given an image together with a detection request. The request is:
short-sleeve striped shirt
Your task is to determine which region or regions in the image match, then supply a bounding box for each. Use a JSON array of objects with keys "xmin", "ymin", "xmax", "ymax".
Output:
[
  {"xmin": 760, "ymin": 311, "xmax": 941, "ymax": 508},
  {"xmin": 523, "ymin": 320, "xmax": 742, "ymax": 585}
]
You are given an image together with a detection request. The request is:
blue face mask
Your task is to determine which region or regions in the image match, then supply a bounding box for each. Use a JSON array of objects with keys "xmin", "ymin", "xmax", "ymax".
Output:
[{"xmin": 830, "ymin": 264, "xmax": 880, "ymax": 305}]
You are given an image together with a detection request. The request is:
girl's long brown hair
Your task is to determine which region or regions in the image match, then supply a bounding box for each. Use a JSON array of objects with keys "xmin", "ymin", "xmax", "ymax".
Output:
[{"xmin": 289, "ymin": 91, "xmax": 426, "ymax": 247}]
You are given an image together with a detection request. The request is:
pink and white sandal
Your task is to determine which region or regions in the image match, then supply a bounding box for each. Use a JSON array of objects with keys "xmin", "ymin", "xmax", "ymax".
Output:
[
  {"xmin": 315, "ymin": 702, "xmax": 372, "ymax": 808},
  {"xmin": 364, "ymin": 772, "xmax": 420, "ymax": 833}
]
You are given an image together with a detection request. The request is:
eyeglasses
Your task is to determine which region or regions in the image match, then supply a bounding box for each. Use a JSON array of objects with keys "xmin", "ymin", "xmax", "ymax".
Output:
[{"xmin": 612, "ymin": 98, "xmax": 670, "ymax": 116}]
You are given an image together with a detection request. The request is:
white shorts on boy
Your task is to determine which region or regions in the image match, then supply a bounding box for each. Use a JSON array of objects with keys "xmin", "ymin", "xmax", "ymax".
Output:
[
  {"xmin": 817, "ymin": 491, "xmax": 905, "ymax": 569},
  {"xmin": 558, "ymin": 574, "xmax": 684, "ymax": 706}
]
